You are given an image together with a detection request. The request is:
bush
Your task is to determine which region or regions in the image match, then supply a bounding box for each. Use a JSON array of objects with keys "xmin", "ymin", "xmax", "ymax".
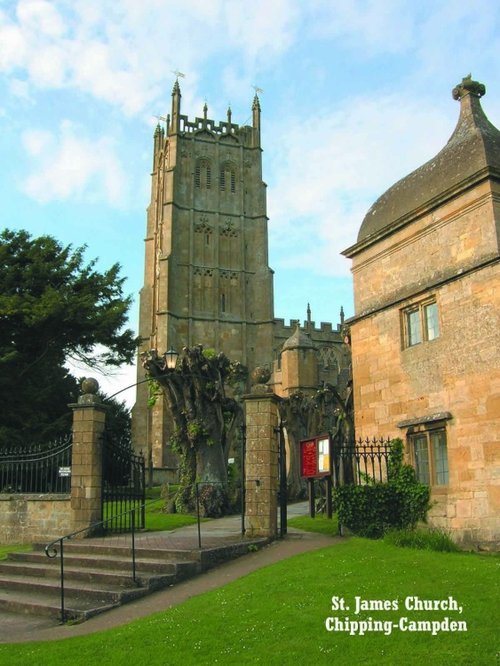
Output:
[
  {"xmin": 333, "ymin": 439, "xmax": 430, "ymax": 538},
  {"xmin": 384, "ymin": 528, "xmax": 460, "ymax": 552}
]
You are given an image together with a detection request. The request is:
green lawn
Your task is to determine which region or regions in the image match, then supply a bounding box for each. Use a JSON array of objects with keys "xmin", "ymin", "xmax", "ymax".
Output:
[
  {"xmin": 104, "ymin": 486, "xmax": 201, "ymax": 532},
  {"xmin": 0, "ymin": 537, "xmax": 497, "ymax": 665},
  {"xmin": 288, "ymin": 513, "xmax": 339, "ymax": 535},
  {"xmin": 0, "ymin": 544, "xmax": 31, "ymax": 560},
  {"xmin": 143, "ymin": 497, "xmax": 200, "ymax": 531}
]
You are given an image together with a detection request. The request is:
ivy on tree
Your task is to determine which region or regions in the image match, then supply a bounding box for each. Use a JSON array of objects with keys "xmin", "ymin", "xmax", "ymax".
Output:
[
  {"xmin": 0, "ymin": 229, "xmax": 137, "ymax": 446},
  {"xmin": 141, "ymin": 345, "xmax": 247, "ymax": 517}
]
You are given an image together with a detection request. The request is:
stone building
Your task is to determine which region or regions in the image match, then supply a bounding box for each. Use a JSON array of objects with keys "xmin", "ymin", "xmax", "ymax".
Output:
[
  {"xmin": 343, "ymin": 76, "xmax": 500, "ymax": 549},
  {"xmin": 132, "ymin": 80, "xmax": 348, "ymax": 475}
]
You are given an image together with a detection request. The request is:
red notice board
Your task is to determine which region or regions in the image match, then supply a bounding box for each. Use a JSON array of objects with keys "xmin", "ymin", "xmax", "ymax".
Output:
[{"xmin": 300, "ymin": 434, "xmax": 331, "ymax": 478}]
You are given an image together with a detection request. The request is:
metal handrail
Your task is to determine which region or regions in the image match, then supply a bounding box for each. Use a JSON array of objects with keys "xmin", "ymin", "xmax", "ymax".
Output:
[
  {"xmin": 45, "ymin": 485, "xmax": 233, "ymax": 623},
  {"xmin": 44, "ymin": 496, "xmax": 163, "ymax": 623}
]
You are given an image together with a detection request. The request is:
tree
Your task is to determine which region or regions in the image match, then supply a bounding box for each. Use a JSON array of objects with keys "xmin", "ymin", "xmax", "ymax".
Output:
[
  {"xmin": 278, "ymin": 382, "xmax": 354, "ymax": 499},
  {"xmin": 142, "ymin": 346, "xmax": 247, "ymax": 516},
  {"xmin": 0, "ymin": 229, "xmax": 136, "ymax": 447}
]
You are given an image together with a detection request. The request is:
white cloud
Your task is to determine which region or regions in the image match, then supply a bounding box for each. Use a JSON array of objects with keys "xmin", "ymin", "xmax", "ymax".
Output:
[
  {"xmin": 267, "ymin": 92, "xmax": 452, "ymax": 277},
  {"xmin": 16, "ymin": 0, "xmax": 66, "ymax": 38},
  {"xmin": 306, "ymin": 0, "xmax": 415, "ymax": 55},
  {"xmin": 21, "ymin": 121, "xmax": 129, "ymax": 207},
  {"xmin": 0, "ymin": 0, "xmax": 302, "ymax": 116}
]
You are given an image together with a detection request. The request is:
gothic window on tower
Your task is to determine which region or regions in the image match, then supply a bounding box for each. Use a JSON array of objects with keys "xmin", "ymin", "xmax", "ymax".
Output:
[
  {"xmin": 195, "ymin": 159, "xmax": 211, "ymax": 189},
  {"xmin": 220, "ymin": 162, "xmax": 236, "ymax": 193}
]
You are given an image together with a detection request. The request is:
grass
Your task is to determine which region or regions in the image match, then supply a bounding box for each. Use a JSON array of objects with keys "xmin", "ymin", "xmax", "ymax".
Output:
[
  {"xmin": 103, "ymin": 486, "xmax": 201, "ymax": 532},
  {"xmin": 0, "ymin": 544, "xmax": 32, "ymax": 560},
  {"xmin": 144, "ymin": 498, "xmax": 200, "ymax": 531},
  {"xmin": 384, "ymin": 527, "xmax": 461, "ymax": 552},
  {"xmin": 0, "ymin": 537, "xmax": 497, "ymax": 665},
  {"xmin": 288, "ymin": 513, "xmax": 339, "ymax": 536}
]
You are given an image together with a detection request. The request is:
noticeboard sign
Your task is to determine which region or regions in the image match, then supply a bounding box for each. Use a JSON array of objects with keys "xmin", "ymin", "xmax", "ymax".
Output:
[
  {"xmin": 300, "ymin": 434, "xmax": 331, "ymax": 478},
  {"xmin": 58, "ymin": 466, "xmax": 71, "ymax": 477}
]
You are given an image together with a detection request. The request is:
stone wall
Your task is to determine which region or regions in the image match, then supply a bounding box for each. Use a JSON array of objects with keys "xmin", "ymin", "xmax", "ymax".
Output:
[
  {"xmin": 0, "ymin": 381, "xmax": 108, "ymax": 546},
  {"xmin": 348, "ymin": 184, "xmax": 500, "ymax": 549},
  {"xmin": 0, "ymin": 494, "xmax": 72, "ymax": 545}
]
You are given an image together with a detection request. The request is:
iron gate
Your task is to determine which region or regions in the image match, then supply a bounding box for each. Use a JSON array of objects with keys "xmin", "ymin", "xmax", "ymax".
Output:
[{"xmin": 101, "ymin": 432, "xmax": 145, "ymax": 532}]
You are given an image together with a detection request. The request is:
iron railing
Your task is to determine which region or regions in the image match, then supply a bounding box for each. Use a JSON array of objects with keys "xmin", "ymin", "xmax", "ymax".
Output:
[
  {"xmin": 0, "ymin": 437, "xmax": 72, "ymax": 494},
  {"xmin": 332, "ymin": 438, "xmax": 391, "ymax": 486},
  {"xmin": 101, "ymin": 432, "xmax": 145, "ymax": 532},
  {"xmin": 45, "ymin": 504, "xmax": 143, "ymax": 623},
  {"xmin": 45, "ymin": 489, "xmax": 224, "ymax": 623}
]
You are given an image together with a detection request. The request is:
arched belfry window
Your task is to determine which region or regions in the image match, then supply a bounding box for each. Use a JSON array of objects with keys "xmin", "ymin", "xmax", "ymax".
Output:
[
  {"xmin": 195, "ymin": 159, "xmax": 211, "ymax": 189},
  {"xmin": 220, "ymin": 162, "xmax": 236, "ymax": 193}
]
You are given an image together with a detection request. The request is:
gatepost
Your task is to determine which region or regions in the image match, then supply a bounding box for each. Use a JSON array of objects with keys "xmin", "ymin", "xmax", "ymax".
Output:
[
  {"xmin": 243, "ymin": 369, "xmax": 280, "ymax": 537},
  {"xmin": 69, "ymin": 378, "xmax": 106, "ymax": 532}
]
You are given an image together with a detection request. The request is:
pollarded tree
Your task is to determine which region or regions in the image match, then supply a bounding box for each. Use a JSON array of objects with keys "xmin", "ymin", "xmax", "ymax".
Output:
[
  {"xmin": 0, "ymin": 229, "xmax": 137, "ymax": 447},
  {"xmin": 278, "ymin": 382, "xmax": 354, "ymax": 499},
  {"xmin": 141, "ymin": 346, "xmax": 247, "ymax": 516}
]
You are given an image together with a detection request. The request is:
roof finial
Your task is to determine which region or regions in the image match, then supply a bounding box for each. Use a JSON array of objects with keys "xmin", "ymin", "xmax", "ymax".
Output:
[
  {"xmin": 203, "ymin": 101, "xmax": 208, "ymax": 119},
  {"xmin": 452, "ymin": 74, "xmax": 485, "ymax": 100},
  {"xmin": 227, "ymin": 105, "xmax": 232, "ymax": 125},
  {"xmin": 307, "ymin": 303, "xmax": 311, "ymax": 324},
  {"xmin": 252, "ymin": 85, "xmax": 263, "ymax": 109}
]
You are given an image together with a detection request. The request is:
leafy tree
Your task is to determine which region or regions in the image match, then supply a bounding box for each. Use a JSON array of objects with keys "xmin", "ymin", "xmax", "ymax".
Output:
[
  {"xmin": 0, "ymin": 229, "xmax": 136, "ymax": 447},
  {"xmin": 100, "ymin": 391, "xmax": 132, "ymax": 447},
  {"xmin": 142, "ymin": 345, "xmax": 247, "ymax": 516}
]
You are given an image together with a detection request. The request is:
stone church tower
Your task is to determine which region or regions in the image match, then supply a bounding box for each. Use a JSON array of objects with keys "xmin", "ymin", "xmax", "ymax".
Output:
[
  {"xmin": 133, "ymin": 80, "xmax": 275, "ymax": 470},
  {"xmin": 133, "ymin": 80, "xmax": 349, "ymax": 476}
]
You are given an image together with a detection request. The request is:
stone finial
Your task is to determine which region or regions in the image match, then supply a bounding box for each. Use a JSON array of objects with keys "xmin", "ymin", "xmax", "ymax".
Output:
[
  {"xmin": 250, "ymin": 366, "xmax": 272, "ymax": 394},
  {"xmin": 452, "ymin": 74, "xmax": 485, "ymax": 100},
  {"xmin": 172, "ymin": 78, "xmax": 181, "ymax": 96},
  {"xmin": 78, "ymin": 377, "xmax": 101, "ymax": 405}
]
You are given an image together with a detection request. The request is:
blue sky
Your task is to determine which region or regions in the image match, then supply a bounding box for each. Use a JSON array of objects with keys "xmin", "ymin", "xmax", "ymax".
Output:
[{"xmin": 1, "ymin": 0, "xmax": 499, "ymax": 403}]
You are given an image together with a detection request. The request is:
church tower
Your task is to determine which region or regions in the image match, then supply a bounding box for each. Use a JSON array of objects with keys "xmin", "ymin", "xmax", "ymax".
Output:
[{"xmin": 133, "ymin": 80, "xmax": 275, "ymax": 470}]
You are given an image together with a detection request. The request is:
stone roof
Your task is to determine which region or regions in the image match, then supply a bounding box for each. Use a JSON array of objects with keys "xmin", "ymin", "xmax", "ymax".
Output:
[
  {"xmin": 351, "ymin": 76, "xmax": 500, "ymax": 250},
  {"xmin": 282, "ymin": 325, "xmax": 316, "ymax": 351}
]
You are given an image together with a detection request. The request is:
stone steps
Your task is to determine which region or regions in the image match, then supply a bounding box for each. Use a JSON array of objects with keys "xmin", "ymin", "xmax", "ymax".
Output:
[{"xmin": 0, "ymin": 542, "xmax": 201, "ymax": 623}]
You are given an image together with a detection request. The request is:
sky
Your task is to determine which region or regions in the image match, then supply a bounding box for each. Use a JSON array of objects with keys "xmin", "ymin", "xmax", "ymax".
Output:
[{"xmin": 1, "ymin": 0, "xmax": 499, "ymax": 405}]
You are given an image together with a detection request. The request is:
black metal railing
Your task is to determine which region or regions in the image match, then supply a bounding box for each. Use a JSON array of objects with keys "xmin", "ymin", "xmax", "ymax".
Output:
[
  {"xmin": 101, "ymin": 432, "xmax": 145, "ymax": 532},
  {"xmin": 0, "ymin": 437, "xmax": 72, "ymax": 494},
  {"xmin": 45, "ymin": 503, "xmax": 145, "ymax": 624},
  {"xmin": 45, "ymin": 488, "xmax": 224, "ymax": 623},
  {"xmin": 333, "ymin": 438, "xmax": 391, "ymax": 486}
]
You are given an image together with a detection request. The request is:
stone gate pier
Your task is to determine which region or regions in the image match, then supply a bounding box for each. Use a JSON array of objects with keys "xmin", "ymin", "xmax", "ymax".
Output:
[{"xmin": 243, "ymin": 373, "xmax": 280, "ymax": 538}]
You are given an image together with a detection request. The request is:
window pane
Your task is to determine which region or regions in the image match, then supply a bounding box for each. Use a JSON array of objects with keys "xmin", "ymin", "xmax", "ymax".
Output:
[
  {"xmin": 424, "ymin": 302, "xmax": 439, "ymax": 340},
  {"xmin": 431, "ymin": 431, "xmax": 449, "ymax": 484},
  {"xmin": 406, "ymin": 310, "xmax": 421, "ymax": 346},
  {"xmin": 412, "ymin": 435, "xmax": 430, "ymax": 484}
]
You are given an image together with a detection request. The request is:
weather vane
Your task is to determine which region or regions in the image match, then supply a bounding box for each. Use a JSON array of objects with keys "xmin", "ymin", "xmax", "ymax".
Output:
[
  {"xmin": 252, "ymin": 84, "xmax": 264, "ymax": 95},
  {"xmin": 153, "ymin": 115, "xmax": 168, "ymax": 124},
  {"xmin": 172, "ymin": 70, "xmax": 186, "ymax": 80}
]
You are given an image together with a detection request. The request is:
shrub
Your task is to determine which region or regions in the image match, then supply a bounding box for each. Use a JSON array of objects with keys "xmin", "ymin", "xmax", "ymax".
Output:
[
  {"xmin": 333, "ymin": 439, "xmax": 430, "ymax": 538},
  {"xmin": 384, "ymin": 528, "xmax": 460, "ymax": 552}
]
